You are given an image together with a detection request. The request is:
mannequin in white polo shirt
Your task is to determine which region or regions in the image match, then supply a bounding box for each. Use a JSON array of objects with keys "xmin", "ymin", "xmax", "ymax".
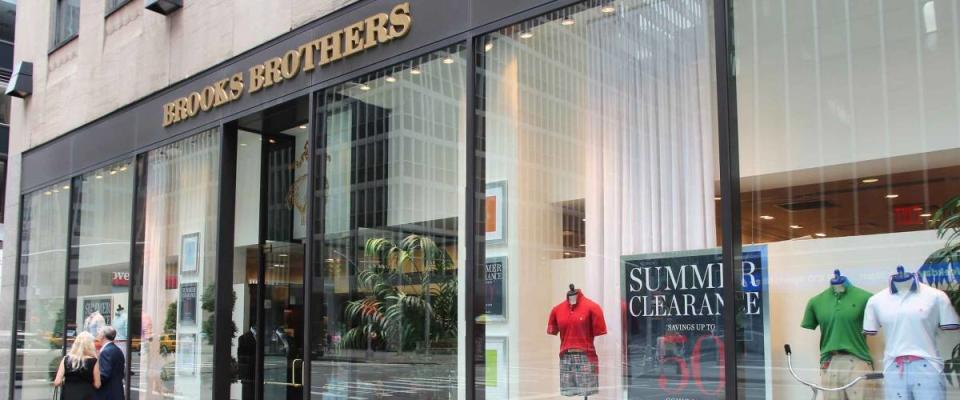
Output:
[{"xmin": 863, "ymin": 266, "xmax": 960, "ymax": 400}]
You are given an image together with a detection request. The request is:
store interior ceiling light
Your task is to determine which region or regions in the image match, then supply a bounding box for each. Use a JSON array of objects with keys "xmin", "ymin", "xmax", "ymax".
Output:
[
  {"xmin": 885, "ymin": 194, "xmax": 899, "ymax": 199},
  {"xmin": 920, "ymin": 213, "xmax": 932, "ymax": 217},
  {"xmin": 385, "ymin": 76, "xmax": 397, "ymax": 83},
  {"xmin": 861, "ymin": 178, "xmax": 879, "ymax": 183},
  {"xmin": 145, "ymin": 0, "xmax": 182, "ymax": 15},
  {"xmin": 359, "ymin": 84, "xmax": 371, "ymax": 91},
  {"xmin": 759, "ymin": 215, "xmax": 774, "ymax": 220},
  {"xmin": 815, "ymin": 233, "xmax": 827, "ymax": 237},
  {"xmin": 410, "ymin": 67, "xmax": 421, "ymax": 75},
  {"xmin": 600, "ymin": 5, "xmax": 616, "ymax": 13},
  {"xmin": 520, "ymin": 31, "xmax": 534, "ymax": 39},
  {"xmin": 442, "ymin": 57, "xmax": 455, "ymax": 64},
  {"xmin": 484, "ymin": 42, "xmax": 494, "ymax": 52},
  {"xmin": 561, "ymin": 17, "xmax": 576, "ymax": 26},
  {"xmin": 789, "ymin": 225, "xmax": 803, "ymax": 229}
]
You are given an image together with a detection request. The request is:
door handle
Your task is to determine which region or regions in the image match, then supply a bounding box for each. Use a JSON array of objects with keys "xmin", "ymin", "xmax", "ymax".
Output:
[
  {"xmin": 263, "ymin": 359, "xmax": 304, "ymax": 388},
  {"xmin": 292, "ymin": 358, "xmax": 303, "ymax": 387}
]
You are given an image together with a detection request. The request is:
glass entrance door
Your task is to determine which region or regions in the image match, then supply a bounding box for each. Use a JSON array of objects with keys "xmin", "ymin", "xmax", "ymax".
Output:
[{"xmin": 231, "ymin": 99, "xmax": 310, "ymax": 400}]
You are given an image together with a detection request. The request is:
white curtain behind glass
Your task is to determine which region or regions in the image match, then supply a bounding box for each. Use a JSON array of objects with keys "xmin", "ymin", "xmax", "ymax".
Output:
[
  {"xmin": 482, "ymin": 0, "xmax": 716, "ymax": 397},
  {"xmin": 583, "ymin": 0, "xmax": 716, "ymax": 395},
  {"xmin": 139, "ymin": 130, "xmax": 219, "ymax": 400}
]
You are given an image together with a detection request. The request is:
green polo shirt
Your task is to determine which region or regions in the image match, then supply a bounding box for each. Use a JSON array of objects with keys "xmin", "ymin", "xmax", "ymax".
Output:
[{"xmin": 801, "ymin": 283, "xmax": 873, "ymax": 364}]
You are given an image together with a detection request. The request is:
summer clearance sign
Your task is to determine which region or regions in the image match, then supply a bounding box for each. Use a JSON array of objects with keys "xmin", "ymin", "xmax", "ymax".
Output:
[
  {"xmin": 622, "ymin": 246, "xmax": 771, "ymax": 399},
  {"xmin": 162, "ymin": 2, "xmax": 412, "ymax": 127}
]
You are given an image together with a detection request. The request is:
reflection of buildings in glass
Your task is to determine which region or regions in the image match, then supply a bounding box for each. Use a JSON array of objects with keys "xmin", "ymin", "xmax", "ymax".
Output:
[{"xmin": 322, "ymin": 69, "xmax": 462, "ymax": 354}]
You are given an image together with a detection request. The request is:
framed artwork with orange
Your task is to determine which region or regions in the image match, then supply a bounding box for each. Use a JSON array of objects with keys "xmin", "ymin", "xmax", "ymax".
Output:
[{"xmin": 485, "ymin": 181, "xmax": 506, "ymax": 245}]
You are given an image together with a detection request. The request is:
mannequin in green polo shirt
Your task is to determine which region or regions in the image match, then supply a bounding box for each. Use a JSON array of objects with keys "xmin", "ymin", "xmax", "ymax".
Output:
[{"xmin": 801, "ymin": 270, "xmax": 874, "ymax": 400}]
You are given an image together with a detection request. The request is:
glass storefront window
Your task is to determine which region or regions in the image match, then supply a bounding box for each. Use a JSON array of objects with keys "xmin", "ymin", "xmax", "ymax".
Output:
[
  {"xmin": 312, "ymin": 45, "xmax": 466, "ymax": 399},
  {"xmin": 478, "ymin": 0, "xmax": 725, "ymax": 398},
  {"xmin": 65, "ymin": 160, "xmax": 134, "ymax": 360},
  {"xmin": 130, "ymin": 129, "xmax": 220, "ymax": 399},
  {"xmin": 13, "ymin": 182, "xmax": 70, "ymax": 400},
  {"xmin": 734, "ymin": 0, "xmax": 960, "ymax": 398},
  {"xmin": 230, "ymin": 97, "xmax": 310, "ymax": 400}
]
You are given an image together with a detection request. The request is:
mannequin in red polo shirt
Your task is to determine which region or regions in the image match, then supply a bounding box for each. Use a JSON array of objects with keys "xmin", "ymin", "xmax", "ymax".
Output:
[{"xmin": 547, "ymin": 284, "xmax": 607, "ymax": 398}]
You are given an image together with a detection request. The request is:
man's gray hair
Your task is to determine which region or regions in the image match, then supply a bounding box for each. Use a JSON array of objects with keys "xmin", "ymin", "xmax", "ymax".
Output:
[{"xmin": 101, "ymin": 325, "xmax": 118, "ymax": 341}]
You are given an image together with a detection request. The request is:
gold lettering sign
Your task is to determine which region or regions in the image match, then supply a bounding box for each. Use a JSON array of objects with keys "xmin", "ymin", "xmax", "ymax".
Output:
[{"xmin": 163, "ymin": 2, "xmax": 411, "ymax": 128}]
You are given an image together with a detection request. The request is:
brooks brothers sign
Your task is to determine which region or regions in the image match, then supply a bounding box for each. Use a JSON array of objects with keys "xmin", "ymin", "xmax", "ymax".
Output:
[{"xmin": 162, "ymin": 2, "xmax": 412, "ymax": 127}]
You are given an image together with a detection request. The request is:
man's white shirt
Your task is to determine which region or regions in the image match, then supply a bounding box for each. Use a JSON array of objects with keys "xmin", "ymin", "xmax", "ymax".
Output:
[{"xmin": 863, "ymin": 276, "xmax": 960, "ymax": 372}]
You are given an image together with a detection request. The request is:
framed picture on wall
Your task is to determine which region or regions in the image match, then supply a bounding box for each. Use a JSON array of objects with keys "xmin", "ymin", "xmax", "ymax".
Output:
[
  {"xmin": 180, "ymin": 232, "xmax": 200, "ymax": 274},
  {"xmin": 485, "ymin": 181, "xmax": 507, "ymax": 245},
  {"xmin": 482, "ymin": 257, "xmax": 507, "ymax": 322},
  {"xmin": 484, "ymin": 336, "xmax": 508, "ymax": 399},
  {"xmin": 179, "ymin": 283, "xmax": 197, "ymax": 325},
  {"xmin": 177, "ymin": 333, "xmax": 196, "ymax": 376}
]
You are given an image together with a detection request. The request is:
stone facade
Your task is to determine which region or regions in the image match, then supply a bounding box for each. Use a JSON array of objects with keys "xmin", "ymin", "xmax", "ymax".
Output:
[{"xmin": 0, "ymin": 0, "xmax": 355, "ymax": 395}]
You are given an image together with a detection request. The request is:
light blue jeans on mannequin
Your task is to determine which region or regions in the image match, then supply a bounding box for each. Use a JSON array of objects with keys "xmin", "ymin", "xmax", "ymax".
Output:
[{"xmin": 883, "ymin": 358, "xmax": 946, "ymax": 400}]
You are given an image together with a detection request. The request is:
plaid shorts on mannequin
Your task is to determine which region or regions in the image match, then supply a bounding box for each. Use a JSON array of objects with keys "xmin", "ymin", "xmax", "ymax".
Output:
[{"xmin": 560, "ymin": 350, "xmax": 599, "ymax": 396}]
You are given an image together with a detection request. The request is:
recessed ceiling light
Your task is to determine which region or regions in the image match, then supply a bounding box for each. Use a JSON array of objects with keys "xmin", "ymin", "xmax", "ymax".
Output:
[
  {"xmin": 62, "ymin": 185, "xmax": 70, "ymax": 190},
  {"xmin": 44, "ymin": 191, "xmax": 52, "ymax": 195},
  {"xmin": 442, "ymin": 57, "xmax": 455, "ymax": 64},
  {"xmin": 119, "ymin": 166, "xmax": 128, "ymax": 171},
  {"xmin": 268, "ymin": 139, "xmax": 276, "ymax": 144},
  {"xmin": 410, "ymin": 67, "xmax": 421, "ymax": 75},
  {"xmin": 885, "ymin": 194, "xmax": 899, "ymax": 199},
  {"xmin": 300, "ymin": 125, "xmax": 307, "ymax": 129},
  {"xmin": 600, "ymin": 5, "xmax": 616, "ymax": 13},
  {"xmin": 52, "ymin": 189, "xmax": 59, "ymax": 193},
  {"xmin": 759, "ymin": 215, "xmax": 774, "ymax": 220},
  {"xmin": 561, "ymin": 18, "xmax": 576, "ymax": 26},
  {"xmin": 789, "ymin": 225, "xmax": 803, "ymax": 229},
  {"xmin": 279, "ymin": 253, "xmax": 288, "ymax": 257},
  {"xmin": 520, "ymin": 31, "xmax": 534, "ymax": 39},
  {"xmin": 240, "ymin": 143, "xmax": 247, "ymax": 147},
  {"xmin": 714, "ymin": 196, "xmax": 722, "ymax": 201},
  {"xmin": 325, "ymin": 258, "xmax": 335, "ymax": 262},
  {"xmin": 919, "ymin": 213, "xmax": 932, "ymax": 218},
  {"xmin": 484, "ymin": 42, "xmax": 494, "ymax": 52},
  {"xmin": 385, "ymin": 76, "xmax": 397, "ymax": 83},
  {"xmin": 110, "ymin": 170, "xmax": 118, "ymax": 175},
  {"xmin": 815, "ymin": 233, "xmax": 827, "ymax": 237},
  {"xmin": 359, "ymin": 84, "xmax": 371, "ymax": 91},
  {"xmin": 273, "ymin": 264, "xmax": 282, "ymax": 268},
  {"xmin": 861, "ymin": 178, "xmax": 879, "ymax": 183},
  {"xmin": 96, "ymin": 175, "xmax": 103, "ymax": 179}
]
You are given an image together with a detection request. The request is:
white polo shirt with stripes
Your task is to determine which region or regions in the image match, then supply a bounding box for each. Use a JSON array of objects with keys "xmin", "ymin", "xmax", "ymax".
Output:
[{"xmin": 862, "ymin": 275, "xmax": 960, "ymax": 372}]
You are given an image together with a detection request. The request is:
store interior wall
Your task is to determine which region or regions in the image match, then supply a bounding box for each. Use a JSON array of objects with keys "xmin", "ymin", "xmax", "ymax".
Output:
[
  {"xmin": 766, "ymin": 229, "xmax": 951, "ymax": 398},
  {"xmin": 735, "ymin": 0, "xmax": 960, "ymax": 398}
]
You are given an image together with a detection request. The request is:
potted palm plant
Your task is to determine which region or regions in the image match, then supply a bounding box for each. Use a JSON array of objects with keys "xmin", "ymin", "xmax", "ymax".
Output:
[
  {"xmin": 342, "ymin": 234, "xmax": 457, "ymax": 356},
  {"xmin": 918, "ymin": 195, "xmax": 960, "ymax": 385}
]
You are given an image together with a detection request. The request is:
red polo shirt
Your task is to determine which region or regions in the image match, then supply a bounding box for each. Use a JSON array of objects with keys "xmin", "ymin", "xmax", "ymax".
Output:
[{"xmin": 547, "ymin": 290, "xmax": 607, "ymax": 364}]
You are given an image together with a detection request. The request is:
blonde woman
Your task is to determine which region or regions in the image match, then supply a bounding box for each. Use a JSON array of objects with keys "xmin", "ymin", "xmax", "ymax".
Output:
[{"xmin": 53, "ymin": 331, "xmax": 102, "ymax": 400}]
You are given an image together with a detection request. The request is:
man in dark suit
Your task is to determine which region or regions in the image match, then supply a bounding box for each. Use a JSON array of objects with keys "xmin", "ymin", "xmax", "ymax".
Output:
[{"xmin": 97, "ymin": 326, "xmax": 126, "ymax": 400}]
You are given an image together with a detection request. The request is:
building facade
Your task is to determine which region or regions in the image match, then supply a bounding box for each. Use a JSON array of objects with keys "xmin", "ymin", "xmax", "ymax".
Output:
[{"xmin": 2, "ymin": 0, "xmax": 960, "ymax": 400}]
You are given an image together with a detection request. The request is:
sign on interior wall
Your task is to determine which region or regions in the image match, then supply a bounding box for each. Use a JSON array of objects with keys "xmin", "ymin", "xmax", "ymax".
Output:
[
  {"xmin": 180, "ymin": 283, "xmax": 198, "ymax": 325},
  {"xmin": 621, "ymin": 246, "xmax": 770, "ymax": 400},
  {"xmin": 482, "ymin": 256, "xmax": 506, "ymax": 321}
]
